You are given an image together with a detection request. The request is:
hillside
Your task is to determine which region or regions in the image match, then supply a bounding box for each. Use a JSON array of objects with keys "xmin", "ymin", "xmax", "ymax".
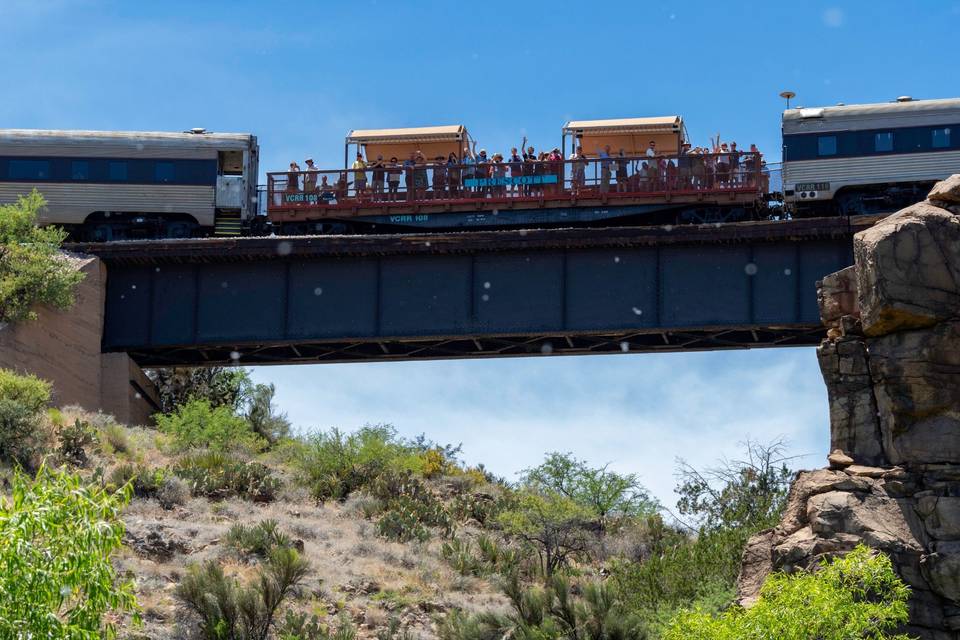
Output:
[{"xmin": 0, "ymin": 365, "xmax": 917, "ymax": 640}]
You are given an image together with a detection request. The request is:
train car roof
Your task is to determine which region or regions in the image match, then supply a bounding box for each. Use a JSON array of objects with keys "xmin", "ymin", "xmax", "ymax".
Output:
[
  {"xmin": 346, "ymin": 125, "xmax": 468, "ymax": 144},
  {"xmin": 0, "ymin": 128, "xmax": 256, "ymax": 149},
  {"xmin": 562, "ymin": 116, "xmax": 683, "ymax": 134},
  {"xmin": 782, "ymin": 97, "xmax": 960, "ymax": 133}
]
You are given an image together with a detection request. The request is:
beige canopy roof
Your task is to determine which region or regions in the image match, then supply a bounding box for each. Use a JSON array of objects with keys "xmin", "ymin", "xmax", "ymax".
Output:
[
  {"xmin": 563, "ymin": 116, "xmax": 683, "ymax": 135},
  {"xmin": 346, "ymin": 125, "xmax": 468, "ymax": 144},
  {"xmin": 346, "ymin": 125, "xmax": 471, "ymax": 163},
  {"xmin": 563, "ymin": 116, "xmax": 687, "ymax": 157}
]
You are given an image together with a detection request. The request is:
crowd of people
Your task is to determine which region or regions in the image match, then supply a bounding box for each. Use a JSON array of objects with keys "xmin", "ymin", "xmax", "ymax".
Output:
[{"xmin": 282, "ymin": 137, "xmax": 766, "ymax": 203}]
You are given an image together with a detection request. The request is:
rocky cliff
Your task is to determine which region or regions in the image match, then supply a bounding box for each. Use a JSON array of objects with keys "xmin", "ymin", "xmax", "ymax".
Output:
[{"xmin": 738, "ymin": 175, "xmax": 960, "ymax": 640}]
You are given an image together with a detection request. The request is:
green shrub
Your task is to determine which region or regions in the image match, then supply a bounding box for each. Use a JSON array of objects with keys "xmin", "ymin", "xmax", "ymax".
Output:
[
  {"xmin": 226, "ymin": 520, "xmax": 294, "ymax": 558},
  {"xmin": 156, "ymin": 398, "xmax": 264, "ymax": 453},
  {"xmin": 278, "ymin": 611, "xmax": 357, "ymax": 640},
  {"xmin": 0, "ymin": 466, "xmax": 139, "ymax": 638},
  {"xmin": 108, "ymin": 463, "xmax": 168, "ymax": 498},
  {"xmin": 662, "ymin": 545, "xmax": 911, "ymax": 640},
  {"xmin": 176, "ymin": 546, "xmax": 310, "ymax": 640},
  {"xmin": 0, "ymin": 190, "xmax": 85, "ymax": 324},
  {"xmin": 0, "ymin": 368, "xmax": 51, "ymax": 466},
  {"xmin": 376, "ymin": 506, "xmax": 431, "ymax": 543},
  {"xmin": 438, "ymin": 572, "xmax": 646, "ymax": 640},
  {"xmin": 174, "ymin": 451, "xmax": 281, "ymax": 502},
  {"xmin": 57, "ymin": 418, "xmax": 97, "ymax": 466},
  {"xmin": 155, "ymin": 475, "xmax": 190, "ymax": 509},
  {"xmin": 292, "ymin": 425, "xmax": 433, "ymax": 503},
  {"xmin": 442, "ymin": 535, "xmax": 525, "ymax": 579},
  {"xmin": 100, "ymin": 422, "xmax": 131, "ymax": 455}
]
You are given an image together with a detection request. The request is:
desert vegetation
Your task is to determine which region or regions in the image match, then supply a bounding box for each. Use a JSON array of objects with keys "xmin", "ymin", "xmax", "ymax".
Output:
[{"xmin": 0, "ymin": 365, "xmax": 914, "ymax": 639}]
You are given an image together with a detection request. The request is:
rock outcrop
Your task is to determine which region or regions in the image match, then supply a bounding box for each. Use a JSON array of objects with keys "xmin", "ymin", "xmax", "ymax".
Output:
[{"xmin": 738, "ymin": 175, "xmax": 960, "ymax": 640}]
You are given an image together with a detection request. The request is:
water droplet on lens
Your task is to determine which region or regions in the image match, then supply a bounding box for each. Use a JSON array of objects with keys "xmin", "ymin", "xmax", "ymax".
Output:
[
  {"xmin": 230, "ymin": 350, "xmax": 241, "ymax": 361},
  {"xmin": 784, "ymin": 268, "xmax": 792, "ymax": 276},
  {"xmin": 277, "ymin": 241, "xmax": 292, "ymax": 256},
  {"xmin": 155, "ymin": 267, "xmax": 161, "ymax": 273},
  {"xmin": 631, "ymin": 307, "xmax": 643, "ymax": 316},
  {"xmin": 131, "ymin": 284, "xmax": 136, "ymax": 289},
  {"xmin": 483, "ymin": 281, "xmax": 491, "ymax": 289},
  {"xmin": 744, "ymin": 263, "xmax": 758, "ymax": 276},
  {"xmin": 314, "ymin": 287, "xmax": 323, "ymax": 296},
  {"xmin": 614, "ymin": 256, "xmax": 620, "ymax": 263},
  {"xmin": 481, "ymin": 294, "xmax": 490, "ymax": 302},
  {"xmin": 540, "ymin": 342, "xmax": 553, "ymax": 354},
  {"xmin": 619, "ymin": 341, "xmax": 630, "ymax": 352},
  {"xmin": 221, "ymin": 281, "xmax": 228, "ymax": 288}
]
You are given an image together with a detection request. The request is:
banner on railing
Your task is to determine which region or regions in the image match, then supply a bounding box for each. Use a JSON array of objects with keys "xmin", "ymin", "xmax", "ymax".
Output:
[{"xmin": 464, "ymin": 174, "xmax": 559, "ymax": 188}]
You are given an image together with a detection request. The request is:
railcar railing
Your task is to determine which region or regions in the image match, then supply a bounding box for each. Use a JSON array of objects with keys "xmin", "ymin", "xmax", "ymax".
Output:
[{"xmin": 266, "ymin": 153, "xmax": 770, "ymax": 213}]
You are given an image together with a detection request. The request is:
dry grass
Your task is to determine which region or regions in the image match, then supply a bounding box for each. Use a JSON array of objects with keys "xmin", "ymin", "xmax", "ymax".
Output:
[{"xmin": 30, "ymin": 408, "xmax": 510, "ymax": 639}]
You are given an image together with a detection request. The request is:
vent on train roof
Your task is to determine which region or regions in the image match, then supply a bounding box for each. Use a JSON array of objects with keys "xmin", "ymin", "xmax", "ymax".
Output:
[
  {"xmin": 896, "ymin": 96, "xmax": 913, "ymax": 102},
  {"xmin": 187, "ymin": 127, "xmax": 207, "ymax": 134}
]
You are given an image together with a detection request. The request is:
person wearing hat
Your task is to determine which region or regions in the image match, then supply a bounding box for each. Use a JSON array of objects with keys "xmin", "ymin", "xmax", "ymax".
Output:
[
  {"xmin": 476, "ymin": 148, "xmax": 490, "ymax": 196},
  {"xmin": 352, "ymin": 152, "xmax": 368, "ymax": 199},
  {"xmin": 304, "ymin": 158, "xmax": 319, "ymax": 193},
  {"xmin": 286, "ymin": 161, "xmax": 301, "ymax": 193}
]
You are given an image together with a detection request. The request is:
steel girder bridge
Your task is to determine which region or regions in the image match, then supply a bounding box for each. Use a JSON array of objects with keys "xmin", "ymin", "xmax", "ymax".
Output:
[{"xmin": 67, "ymin": 216, "xmax": 877, "ymax": 367}]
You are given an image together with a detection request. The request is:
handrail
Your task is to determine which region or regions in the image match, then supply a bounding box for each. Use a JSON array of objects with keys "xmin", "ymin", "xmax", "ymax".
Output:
[{"xmin": 266, "ymin": 152, "xmax": 769, "ymax": 212}]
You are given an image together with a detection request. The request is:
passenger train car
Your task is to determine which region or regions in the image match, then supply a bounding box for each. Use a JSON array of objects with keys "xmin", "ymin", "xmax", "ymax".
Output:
[
  {"xmin": 0, "ymin": 129, "xmax": 259, "ymax": 240},
  {"xmin": 782, "ymin": 97, "xmax": 960, "ymax": 216}
]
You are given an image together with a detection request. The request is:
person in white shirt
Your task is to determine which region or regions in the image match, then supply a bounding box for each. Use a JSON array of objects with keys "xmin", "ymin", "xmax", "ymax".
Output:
[{"xmin": 596, "ymin": 144, "xmax": 612, "ymax": 193}]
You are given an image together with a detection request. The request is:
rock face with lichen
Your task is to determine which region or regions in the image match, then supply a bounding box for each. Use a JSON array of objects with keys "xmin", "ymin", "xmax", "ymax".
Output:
[{"xmin": 737, "ymin": 175, "xmax": 960, "ymax": 640}]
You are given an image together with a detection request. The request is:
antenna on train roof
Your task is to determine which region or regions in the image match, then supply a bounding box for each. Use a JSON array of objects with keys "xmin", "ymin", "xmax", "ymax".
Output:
[{"xmin": 779, "ymin": 91, "xmax": 796, "ymax": 109}]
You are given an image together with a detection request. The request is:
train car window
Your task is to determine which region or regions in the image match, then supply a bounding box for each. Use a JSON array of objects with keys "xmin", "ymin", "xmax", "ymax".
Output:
[
  {"xmin": 109, "ymin": 161, "xmax": 128, "ymax": 181},
  {"xmin": 155, "ymin": 161, "xmax": 175, "ymax": 183},
  {"xmin": 71, "ymin": 160, "xmax": 90, "ymax": 180},
  {"xmin": 9, "ymin": 159, "xmax": 50, "ymax": 180},
  {"xmin": 932, "ymin": 128, "xmax": 951, "ymax": 149},
  {"xmin": 817, "ymin": 136, "xmax": 837, "ymax": 156},
  {"xmin": 874, "ymin": 132, "xmax": 893, "ymax": 153}
]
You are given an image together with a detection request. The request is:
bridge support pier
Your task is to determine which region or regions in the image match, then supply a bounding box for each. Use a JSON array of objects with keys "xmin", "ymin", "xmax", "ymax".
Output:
[{"xmin": 0, "ymin": 254, "xmax": 158, "ymax": 425}]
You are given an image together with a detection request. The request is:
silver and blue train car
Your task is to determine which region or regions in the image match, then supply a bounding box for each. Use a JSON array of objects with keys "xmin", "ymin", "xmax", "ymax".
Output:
[
  {"xmin": 0, "ymin": 128, "xmax": 259, "ymax": 240},
  {"xmin": 782, "ymin": 97, "xmax": 960, "ymax": 216}
]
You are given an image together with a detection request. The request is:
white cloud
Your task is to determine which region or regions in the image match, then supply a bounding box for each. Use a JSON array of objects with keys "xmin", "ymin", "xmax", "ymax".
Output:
[{"xmin": 249, "ymin": 349, "xmax": 829, "ymax": 509}]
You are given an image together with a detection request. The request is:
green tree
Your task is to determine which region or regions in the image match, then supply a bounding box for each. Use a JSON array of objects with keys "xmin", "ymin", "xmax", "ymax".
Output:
[
  {"xmin": 674, "ymin": 439, "xmax": 794, "ymax": 533},
  {"xmin": 0, "ymin": 368, "xmax": 52, "ymax": 467},
  {"xmin": 156, "ymin": 397, "xmax": 264, "ymax": 453},
  {"xmin": 610, "ymin": 440, "xmax": 795, "ymax": 626},
  {"xmin": 148, "ymin": 366, "xmax": 252, "ymax": 414},
  {"xmin": 662, "ymin": 545, "xmax": 911, "ymax": 640},
  {"xmin": 245, "ymin": 382, "xmax": 291, "ymax": 444},
  {"xmin": 0, "ymin": 190, "xmax": 84, "ymax": 324},
  {"xmin": 0, "ymin": 466, "xmax": 139, "ymax": 638},
  {"xmin": 522, "ymin": 452, "xmax": 659, "ymax": 527},
  {"xmin": 498, "ymin": 489, "xmax": 593, "ymax": 576}
]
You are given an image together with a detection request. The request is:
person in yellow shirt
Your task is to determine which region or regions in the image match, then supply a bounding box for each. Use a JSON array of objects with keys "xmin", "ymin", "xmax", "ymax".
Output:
[{"xmin": 352, "ymin": 152, "xmax": 368, "ymax": 198}]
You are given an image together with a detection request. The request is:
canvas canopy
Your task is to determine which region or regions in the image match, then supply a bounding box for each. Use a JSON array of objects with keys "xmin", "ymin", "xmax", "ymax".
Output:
[
  {"xmin": 346, "ymin": 125, "xmax": 471, "ymax": 163},
  {"xmin": 562, "ymin": 116, "xmax": 687, "ymax": 157}
]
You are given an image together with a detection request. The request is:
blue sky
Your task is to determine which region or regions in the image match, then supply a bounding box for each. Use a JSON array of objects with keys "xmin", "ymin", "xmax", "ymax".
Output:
[{"xmin": 3, "ymin": 0, "xmax": 958, "ymax": 505}]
